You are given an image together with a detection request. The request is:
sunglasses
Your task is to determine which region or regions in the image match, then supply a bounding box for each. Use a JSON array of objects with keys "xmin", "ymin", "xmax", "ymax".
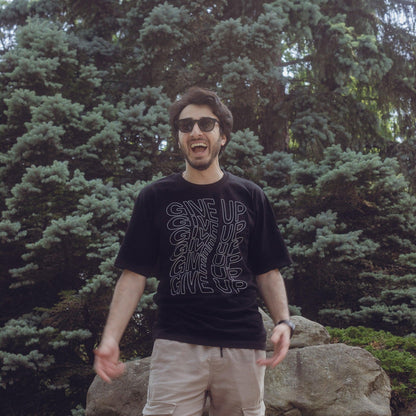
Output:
[{"xmin": 176, "ymin": 117, "xmax": 220, "ymax": 133}]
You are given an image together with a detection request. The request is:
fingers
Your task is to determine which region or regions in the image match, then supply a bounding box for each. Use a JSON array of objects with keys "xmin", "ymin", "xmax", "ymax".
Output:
[
  {"xmin": 93, "ymin": 347, "xmax": 126, "ymax": 383},
  {"xmin": 256, "ymin": 348, "xmax": 287, "ymax": 368},
  {"xmin": 257, "ymin": 327, "xmax": 290, "ymax": 368}
]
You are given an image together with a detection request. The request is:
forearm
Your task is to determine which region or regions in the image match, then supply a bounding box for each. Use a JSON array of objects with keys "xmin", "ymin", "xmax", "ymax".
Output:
[
  {"xmin": 256, "ymin": 268, "xmax": 291, "ymax": 367},
  {"xmin": 101, "ymin": 269, "xmax": 146, "ymax": 344},
  {"xmin": 256, "ymin": 269, "xmax": 290, "ymax": 324}
]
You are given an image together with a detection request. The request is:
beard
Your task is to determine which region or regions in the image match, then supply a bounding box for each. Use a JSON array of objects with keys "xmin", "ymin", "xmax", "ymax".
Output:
[{"xmin": 180, "ymin": 136, "xmax": 223, "ymax": 171}]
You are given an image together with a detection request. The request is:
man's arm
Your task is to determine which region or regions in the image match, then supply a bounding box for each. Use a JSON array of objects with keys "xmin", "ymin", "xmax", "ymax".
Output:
[
  {"xmin": 93, "ymin": 269, "xmax": 146, "ymax": 382},
  {"xmin": 256, "ymin": 268, "xmax": 291, "ymax": 368}
]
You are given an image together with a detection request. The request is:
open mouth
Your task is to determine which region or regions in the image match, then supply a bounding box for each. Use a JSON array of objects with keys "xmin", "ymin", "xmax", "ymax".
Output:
[{"xmin": 190, "ymin": 142, "xmax": 208, "ymax": 154}]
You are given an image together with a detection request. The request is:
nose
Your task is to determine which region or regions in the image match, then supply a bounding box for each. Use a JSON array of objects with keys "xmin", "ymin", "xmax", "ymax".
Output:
[{"xmin": 190, "ymin": 121, "xmax": 203, "ymax": 137}]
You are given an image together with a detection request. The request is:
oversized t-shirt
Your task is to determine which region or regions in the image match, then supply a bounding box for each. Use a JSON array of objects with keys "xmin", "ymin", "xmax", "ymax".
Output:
[{"xmin": 114, "ymin": 172, "xmax": 292, "ymax": 350}]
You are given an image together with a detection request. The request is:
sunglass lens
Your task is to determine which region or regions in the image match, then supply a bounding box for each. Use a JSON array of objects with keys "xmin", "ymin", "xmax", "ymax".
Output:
[
  {"xmin": 177, "ymin": 119, "xmax": 194, "ymax": 132},
  {"xmin": 198, "ymin": 118, "xmax": 216, "ymax": 132}
]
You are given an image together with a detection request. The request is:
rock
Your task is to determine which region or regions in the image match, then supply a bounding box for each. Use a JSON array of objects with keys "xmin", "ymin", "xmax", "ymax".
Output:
[
  {"xmin": 264, "ymin": 344, "xmax": 391, "ymax": 416},
  {"xmin": 261, "ymin": 312, "xmax": 331, "ymax": 350},
  {"xmin": 86, "ymin": 315, "xmax": 391, "ymax": 416},
  {"xmin": 86, "ymin": 358, "xmax": 150, "ymax": 416}
]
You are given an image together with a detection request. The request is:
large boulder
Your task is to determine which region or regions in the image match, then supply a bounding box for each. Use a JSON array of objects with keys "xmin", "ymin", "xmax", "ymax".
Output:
[
  {"xmin": 86, "ymin": 315, "xmax": 391, "ymax": 416},
  {"xmin": 264, "ymin": 343, "xmax": 391, "ymax": 416},
  {"xmin": 261, "ymin": 313, "xmax": 331, "ymax": 350},
  {"xmin": 86, "ymin": 358, "xmax": 150, "ymax": 416}
]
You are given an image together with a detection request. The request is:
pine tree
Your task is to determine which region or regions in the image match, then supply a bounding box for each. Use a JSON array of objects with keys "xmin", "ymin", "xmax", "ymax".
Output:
[
  {"xmin": 268, "ymin": 145, "xmax": 416, "ymax": 334},
  {"xmin": 0, "ymin": 18, "xmax": 127, "ymax": 414}
]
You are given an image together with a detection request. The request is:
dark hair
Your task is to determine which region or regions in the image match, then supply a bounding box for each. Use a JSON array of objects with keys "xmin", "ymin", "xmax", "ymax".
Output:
[{"xmin": 169, "ymin": 87, "xmax": 233, "ymax": 146}]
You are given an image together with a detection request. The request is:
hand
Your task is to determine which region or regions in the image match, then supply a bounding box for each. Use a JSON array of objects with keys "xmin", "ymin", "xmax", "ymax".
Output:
[
  {"xmin": 93, "ymin": 337, "xmax": 126, "ymax": 383},
  {"xmin": 257, "ymin": 324, "xmax": 290, "ymax": 368}
]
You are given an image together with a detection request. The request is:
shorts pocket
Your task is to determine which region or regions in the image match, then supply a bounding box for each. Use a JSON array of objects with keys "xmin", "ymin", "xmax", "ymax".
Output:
[
  {"xmin": 142, "ymin": 400, "xmax": 176, "ymax": 415},
  {"xmin": 242, "ymin": 401, "xmax": 265, "ymax": 416}
]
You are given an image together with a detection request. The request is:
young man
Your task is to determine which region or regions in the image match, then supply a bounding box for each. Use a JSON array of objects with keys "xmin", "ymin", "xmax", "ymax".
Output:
[{"xmin": 94, "ymin": 87, "xmax": 293, "ymax": 416}]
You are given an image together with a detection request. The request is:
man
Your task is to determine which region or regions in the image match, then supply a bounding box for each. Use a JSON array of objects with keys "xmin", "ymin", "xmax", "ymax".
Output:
[{"xmin": 94, "ymin": 87, "xmax": 294, "ymax": 416}]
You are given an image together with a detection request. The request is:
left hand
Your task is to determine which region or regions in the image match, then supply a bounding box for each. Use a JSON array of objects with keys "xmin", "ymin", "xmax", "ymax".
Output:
[{"xmin": 256, "ymin": 324, "xmax": 290, "ymax": 368}]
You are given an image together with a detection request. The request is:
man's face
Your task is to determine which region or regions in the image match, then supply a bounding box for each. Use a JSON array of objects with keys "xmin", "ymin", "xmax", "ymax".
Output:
[{"xmin": 177, "ymin": 104, "xmax": 226, "ymax": 171}]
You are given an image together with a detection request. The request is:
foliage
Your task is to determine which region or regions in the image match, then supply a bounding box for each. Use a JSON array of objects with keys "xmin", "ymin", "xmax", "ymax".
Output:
[
  {"xmin": 268, "ymin": 145, "xmax": 416, "ymax": 334},
  {"xmin": 0, "ymin": 0, "xmax": 415, "ymax": 414},
  {"xmin": 328, "ymin": 326, "xmax": 416, "ymax": 412},
  {"xmin": 220, "ymin": 129, "xmax": 264, "ymax": 182}
]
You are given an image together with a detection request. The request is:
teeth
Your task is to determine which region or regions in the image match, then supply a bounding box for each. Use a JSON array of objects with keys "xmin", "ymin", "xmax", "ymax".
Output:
[{"xmin": 191, "ymin": 143, "xmax": 208, "ymax": 148}]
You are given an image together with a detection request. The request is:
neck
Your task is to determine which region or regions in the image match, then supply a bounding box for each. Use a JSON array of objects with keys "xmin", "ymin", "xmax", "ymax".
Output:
[{"xmin": 182, "ymin": 162, "xmax": 224, "ymax": 185}]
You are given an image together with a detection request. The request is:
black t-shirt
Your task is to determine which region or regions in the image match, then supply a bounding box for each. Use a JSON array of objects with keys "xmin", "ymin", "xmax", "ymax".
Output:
[{"xmin": 115, "ymin": 172, "xmax": 292, "ymax": 349}]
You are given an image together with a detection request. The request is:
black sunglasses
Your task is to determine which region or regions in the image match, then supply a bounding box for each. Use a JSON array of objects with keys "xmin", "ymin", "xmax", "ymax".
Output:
[{"xmin": 176, "ymin": 117, "xmax": 220, "ymax": 133}]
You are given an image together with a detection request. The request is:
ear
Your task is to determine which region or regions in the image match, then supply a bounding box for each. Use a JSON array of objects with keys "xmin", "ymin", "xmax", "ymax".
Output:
[{"xmin": 221, "ymin": 134, "xmax": 227, "ymax": 147}]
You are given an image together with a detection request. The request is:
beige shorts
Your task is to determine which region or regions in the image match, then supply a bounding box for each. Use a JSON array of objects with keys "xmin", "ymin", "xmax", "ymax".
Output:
[{"xmin": 142, "ymin": 339, "xmax": 266, "ymax": 416}]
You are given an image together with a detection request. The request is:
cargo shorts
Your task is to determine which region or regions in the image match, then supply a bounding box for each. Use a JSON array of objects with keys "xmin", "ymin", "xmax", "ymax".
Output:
[{"xmin": 142, "ymin": 339, "xmax": 266, "ymax": 416}]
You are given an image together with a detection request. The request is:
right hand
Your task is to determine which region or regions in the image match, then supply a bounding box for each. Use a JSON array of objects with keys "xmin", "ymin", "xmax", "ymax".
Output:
[{"xmin": 93, "ymin": 337, "xmax": 126, "ymax": 383}]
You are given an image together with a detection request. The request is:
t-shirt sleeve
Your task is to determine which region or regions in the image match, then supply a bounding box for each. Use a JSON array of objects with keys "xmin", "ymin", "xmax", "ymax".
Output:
[
  {"xmin": 114, "ymin": 187, "xmax": 159, "ymax": 277},
  {"xmin": 248, "ymin": 188, "xmax": 292, "ymax": 275}
]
